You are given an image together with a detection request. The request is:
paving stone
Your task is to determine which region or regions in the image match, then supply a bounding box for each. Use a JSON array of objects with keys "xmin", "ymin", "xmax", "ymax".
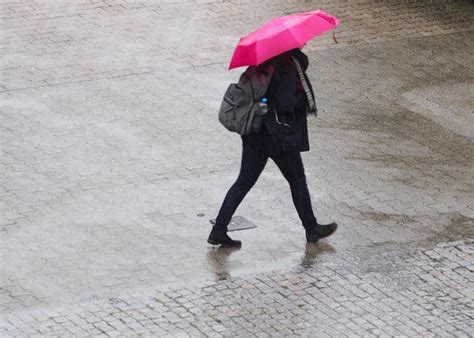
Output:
[{"xmin": 1, "ymin": 0, "xmax": 474, "ymax": 336}]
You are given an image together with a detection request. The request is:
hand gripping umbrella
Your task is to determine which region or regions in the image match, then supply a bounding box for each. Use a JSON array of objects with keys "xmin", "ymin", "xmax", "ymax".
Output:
[{"xmin": 228, "ymin": 10, "xmax": 340, "ymax": 70}]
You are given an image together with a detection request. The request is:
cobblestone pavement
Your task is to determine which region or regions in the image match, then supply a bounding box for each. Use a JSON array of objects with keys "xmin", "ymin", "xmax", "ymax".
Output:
[
  {"xmin": 1, "ymin": 0, "xmax": 474, "ymax": 336},
  {"xmin": 2, "ymin": 240, "xmax": 473, "ymax": 336}
]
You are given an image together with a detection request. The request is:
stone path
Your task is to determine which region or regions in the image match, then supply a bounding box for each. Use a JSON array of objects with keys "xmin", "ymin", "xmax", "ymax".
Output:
[
  {"xmin": 1, "ymin": 0, "xmax": 473, "ymax": 336},
  {"xmin": 2, "ymin": 240, "xmax": 472, "ymax": 336}
]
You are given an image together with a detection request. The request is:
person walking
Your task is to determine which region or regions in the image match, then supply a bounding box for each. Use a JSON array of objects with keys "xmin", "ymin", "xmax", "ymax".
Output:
[{"xmin": 208, "ymin": 48, "xmax": 337, "ymax": 247}]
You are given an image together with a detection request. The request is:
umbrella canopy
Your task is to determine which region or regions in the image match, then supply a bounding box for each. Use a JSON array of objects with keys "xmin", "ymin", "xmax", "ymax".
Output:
[{"xmin": 229, "ymin": 10, "xmax": 339, "ymax": 70}]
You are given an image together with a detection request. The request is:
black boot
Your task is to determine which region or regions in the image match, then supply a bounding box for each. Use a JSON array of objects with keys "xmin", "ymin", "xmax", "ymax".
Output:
[
  {"xmin": 305, "ymin": 222, "xmax": 338, "ymax": 243},
  {"xmin": 207, "ymin": 227, "xmax": 242, "ymax": 247}
]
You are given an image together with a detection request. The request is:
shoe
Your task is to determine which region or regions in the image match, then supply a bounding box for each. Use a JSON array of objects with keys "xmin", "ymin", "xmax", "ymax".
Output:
[
  {"xmin": 305, "ymin": 222, "xmax": 338, "ymax": 243},
  {"xmin": 207, "ymin": 227, "xmax": 242, "ymax": 247}
]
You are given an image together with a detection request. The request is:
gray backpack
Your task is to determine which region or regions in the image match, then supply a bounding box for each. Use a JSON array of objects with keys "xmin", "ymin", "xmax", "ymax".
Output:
[{"xmin": 218, "ymin": 65, "xmax": 274, "ymax": 135}]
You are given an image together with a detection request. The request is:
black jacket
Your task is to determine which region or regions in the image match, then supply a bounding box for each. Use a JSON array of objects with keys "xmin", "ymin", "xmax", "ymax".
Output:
[{"xmin": 260, "ymin": 49, "xmax": 314, "ymax": 152}]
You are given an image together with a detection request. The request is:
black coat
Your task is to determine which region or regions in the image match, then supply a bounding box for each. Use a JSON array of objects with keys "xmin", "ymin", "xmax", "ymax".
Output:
[{"xmin": 259, "ymin": 49, "xmax": 314, "ymax": 152}]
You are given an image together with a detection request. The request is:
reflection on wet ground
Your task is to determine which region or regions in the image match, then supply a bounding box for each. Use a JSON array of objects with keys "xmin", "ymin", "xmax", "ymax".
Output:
[
  {"xmin": 299, "ymin": 242, "xmax": 336, "ymax": 270},
  {"xmin": 206, "ymin": 241, "xmax": 338, "ymax": 281},
  {"xmin": 207, "ymin": 246, "xmax": 242, "ymax": 281}
]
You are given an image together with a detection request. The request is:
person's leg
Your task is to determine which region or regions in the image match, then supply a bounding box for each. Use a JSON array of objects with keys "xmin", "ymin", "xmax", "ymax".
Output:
[
  {"xmin": 271, "ymin": 149, "xmax": 317, "ymax": 229},
  {"xmin": 214, "ymin": 136, "xmax": 268, "ymax": 231},
  {"xmin": 272, "ymin": 149, "xmax": 337, "ymax": 242}
]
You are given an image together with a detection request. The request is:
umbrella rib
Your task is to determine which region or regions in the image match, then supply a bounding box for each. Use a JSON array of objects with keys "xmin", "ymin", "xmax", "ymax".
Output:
[
  {"xmin": 287, "ymin": 26, "xmax": 304, "ymax": 48},
  {"xmin": 250, "ymin": 24, "xmax": 305, "ymax": 66}
]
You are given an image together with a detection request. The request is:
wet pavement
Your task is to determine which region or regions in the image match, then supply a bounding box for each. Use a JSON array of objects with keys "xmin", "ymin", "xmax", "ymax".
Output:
[{"xmin": 1, "ymin": 0, "xmax": 473, "ymax": 336}]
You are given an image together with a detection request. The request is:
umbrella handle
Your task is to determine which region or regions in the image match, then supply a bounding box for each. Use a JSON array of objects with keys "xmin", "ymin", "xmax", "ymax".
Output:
[{"xmin": 333, "ymin": 32, "xmax": 338, "ymax": 44}]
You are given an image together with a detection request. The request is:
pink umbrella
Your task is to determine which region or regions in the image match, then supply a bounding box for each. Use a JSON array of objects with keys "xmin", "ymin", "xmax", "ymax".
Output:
[{"xmin": 229, "ymin": 10, "xmax": 340, "ymax": 70}]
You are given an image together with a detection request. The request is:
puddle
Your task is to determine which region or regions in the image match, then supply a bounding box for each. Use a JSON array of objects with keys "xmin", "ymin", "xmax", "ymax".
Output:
[
  {"xmin": 426, "ymin": 213, "xmax": 474, "ymax": 243},
  {"xmin": 298, "ymin": 242, "xmax": 336, "ymax": 271},
  {"xmin": 355, "ymin": 210, "xmax": 415, "ymax": 224},
  {"xmin": 206, "ymin": 246, "xmax": 243, "ymax": 281}
]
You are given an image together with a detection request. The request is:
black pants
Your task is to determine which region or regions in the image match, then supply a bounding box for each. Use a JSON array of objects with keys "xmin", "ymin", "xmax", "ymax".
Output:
[{"xmin": 215, "ymin": 133, "xmax": 317, "ymax": 230}]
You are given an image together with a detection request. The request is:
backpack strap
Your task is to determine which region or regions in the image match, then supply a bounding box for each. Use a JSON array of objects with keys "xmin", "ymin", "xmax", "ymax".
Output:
[{"xmin": 244, "ymin": 64, "xmax": 275, "ymax": 101}]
